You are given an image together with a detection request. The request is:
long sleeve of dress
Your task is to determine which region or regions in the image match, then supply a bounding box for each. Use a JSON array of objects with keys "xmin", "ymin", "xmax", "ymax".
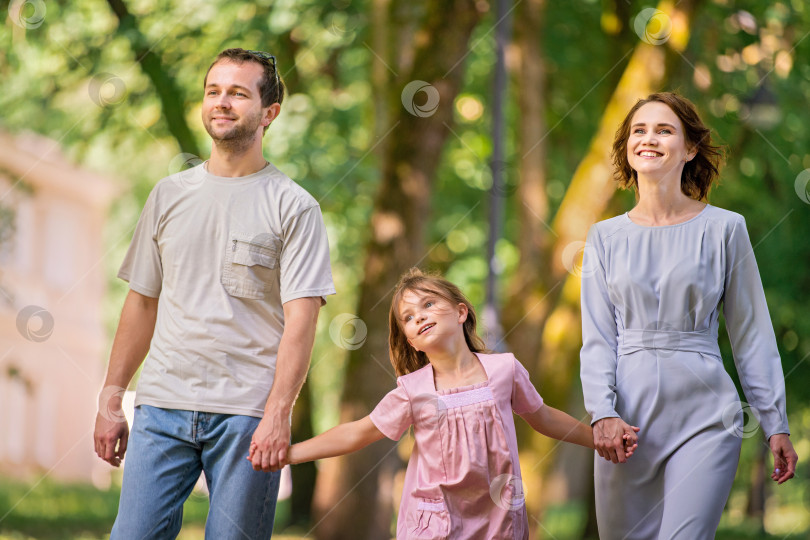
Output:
[
  {"xmin": 722, "ymin": 216, "xmax": 790, "ymax": 439},
  {"xmin": 580, "ymin": 224, "xmax": 621, "ymax": 424}
]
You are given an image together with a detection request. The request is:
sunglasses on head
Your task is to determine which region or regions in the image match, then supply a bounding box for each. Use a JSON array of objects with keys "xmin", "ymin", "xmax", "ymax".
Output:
[{"xmin": 246, "ymin": 50, "xmax": 280, "ymax": 92}]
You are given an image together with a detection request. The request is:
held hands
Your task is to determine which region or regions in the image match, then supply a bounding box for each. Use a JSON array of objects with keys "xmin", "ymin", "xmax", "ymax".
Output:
[
  {"xmin": 247, "ymin": 411, "xmax": 291, "ymax": 472},
  {"xmin": 593, "ymin": 417, "xmax": 640, "ymax": 464},
  {"xmin": 769, "ymin": 433, "xmax": 798, "ymax": 485},
  {"xmin": 248, "ymin": 440, "xmax": 292, "ymax": 472},
  {"xmin": 248, "ymin": 441, "xmax": 290, "ymax": 472}
]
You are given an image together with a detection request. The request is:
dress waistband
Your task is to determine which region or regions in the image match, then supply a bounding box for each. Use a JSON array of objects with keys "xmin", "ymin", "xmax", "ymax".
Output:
[{"xmin": 617, "ymin": 328, "xmax": 720, "ymax": 357}]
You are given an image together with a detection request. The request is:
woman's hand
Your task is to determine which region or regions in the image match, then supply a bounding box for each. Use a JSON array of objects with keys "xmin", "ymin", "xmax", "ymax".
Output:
[
  {"xmin": 593, "ymin": 417, "xmax": 639, "ymax": 464},
  {"xmin": 769, "ymin": 433, "xmax": 798, "ymax": 484}
]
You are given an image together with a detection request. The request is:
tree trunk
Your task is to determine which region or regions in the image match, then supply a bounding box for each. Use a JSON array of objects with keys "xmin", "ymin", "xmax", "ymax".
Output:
[
  {"xmin": 745, "ymin": 440, "xmax": 768, "ymax": 533},
  {"xmin": 370, "ymin": 0, "xmax": 392, "ymax": 158},
  {"xmin": 104, "ymin": 0, "xmax": 200, "ymax": 156},
  {"xmin": 288, "ymin": 379, "xmax": 317, "ymax": 528},
  {"xmin": 504, "ymin": 0, "xmax": 552, "ymax": 530},
  {"xmin": 311, "ymin": 2, "xmax": 486, "ymax": 539},
  {"xmin": 502, "ymin": 0, "xmax": 550, "ymax": 371}
]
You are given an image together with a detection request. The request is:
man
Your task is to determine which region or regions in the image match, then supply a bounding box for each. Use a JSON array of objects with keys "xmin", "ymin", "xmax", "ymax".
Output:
[{"xmin": 94, "ymin": 48, "xmax": 335, "ymax": 539}]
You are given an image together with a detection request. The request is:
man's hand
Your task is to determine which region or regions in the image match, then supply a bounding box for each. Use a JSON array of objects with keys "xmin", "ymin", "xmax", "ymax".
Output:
[
  {"xmin": 94, "ymin": 386, "xmax": 129, "ymax": 467},
  {"xmin": 93, "ymin": 290, "xmax": 157, "ymax": 467},
  {"xmin": 769, "ymin": 433, "xmax": 798, "ymax": 485},
  {"xmin": 248, "ymin": 297, "xmax": 321, "ymax": 472},
  {"xmin": 593, "ymin": 417, "xmax": 639, "ymax": 464},
  {"xmin": 248, "ymin": 411, "xmax": 291, "ymax": 472}
]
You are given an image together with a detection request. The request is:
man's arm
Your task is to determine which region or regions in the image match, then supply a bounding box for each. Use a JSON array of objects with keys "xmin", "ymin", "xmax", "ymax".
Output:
[
  {"xmin": 93, "ymin": 289, "xmax": 158, "ymax": 467},
  {"xmin": 249, "ymin": 296, "xmax": 322, "ymax": 472}
]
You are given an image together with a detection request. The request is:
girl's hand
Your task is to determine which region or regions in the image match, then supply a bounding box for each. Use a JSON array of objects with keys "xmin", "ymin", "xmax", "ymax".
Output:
[
  {"xmin": 769, "ymin": 433, "xmax": 798, "ymax": 484},
  {"xmin": 622, "ymin": 429, "xmax": 640, "ymax": 459},
  {"xmin": 258, "ymin": 416, "xmax": 386, "ymax": 468},
  {"xmin": 593, "ymin": 417, "xmax": 637, "ymax": 464}
]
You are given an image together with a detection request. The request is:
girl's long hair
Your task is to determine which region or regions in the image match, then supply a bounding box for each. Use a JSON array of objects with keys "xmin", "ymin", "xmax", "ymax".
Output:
[{"xmin": 388, "ymin": 268, "xmax": 487, "ymax": 377}]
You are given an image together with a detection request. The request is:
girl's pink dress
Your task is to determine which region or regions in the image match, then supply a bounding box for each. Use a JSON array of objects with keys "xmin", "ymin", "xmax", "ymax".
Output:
[{"xmin": 370, "ymin": 352, "xmax": 544, "ymax": 540}]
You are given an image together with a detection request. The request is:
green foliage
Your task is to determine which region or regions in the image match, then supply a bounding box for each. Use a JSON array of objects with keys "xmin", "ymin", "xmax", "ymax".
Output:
[
  {"xmin": 689, "ymin": 2, "xmax": 810, "ymax": 362},
  {"xmin": 2, "ymin": 0, "xmax": 810, "ymax": 536}
]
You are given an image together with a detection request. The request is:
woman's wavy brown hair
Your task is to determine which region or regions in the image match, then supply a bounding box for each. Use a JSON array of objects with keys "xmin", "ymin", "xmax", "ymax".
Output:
[
  {"xmin": 388, "ymin": 268, "xmax": 488, "ymax": 377},
  {"xmin": 612, "ymin": 92, "xmax": 724, "ymax": 201}
]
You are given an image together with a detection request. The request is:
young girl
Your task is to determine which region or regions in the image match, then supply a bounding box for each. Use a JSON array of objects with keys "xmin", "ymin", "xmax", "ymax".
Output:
[{"xmin": 276, "ymin": 269, "xmax": 638, "ymax": 539}]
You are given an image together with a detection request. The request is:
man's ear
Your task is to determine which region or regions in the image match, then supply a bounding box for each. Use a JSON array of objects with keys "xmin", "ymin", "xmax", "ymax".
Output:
[{"xmin": 263, "ymin": 103, "xmax": 281, "ymax": 127}]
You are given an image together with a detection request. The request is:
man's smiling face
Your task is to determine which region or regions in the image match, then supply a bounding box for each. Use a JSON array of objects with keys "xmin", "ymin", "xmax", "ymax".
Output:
[{"xmin": 201, "ymin": 60, "xmax": 268, "ymax": 145}]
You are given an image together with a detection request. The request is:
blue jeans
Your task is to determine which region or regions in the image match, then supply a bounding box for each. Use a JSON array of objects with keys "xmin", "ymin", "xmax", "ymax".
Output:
[{"xmin": 111, "ymin": 405, "xmax": 281, "ymax": 540}]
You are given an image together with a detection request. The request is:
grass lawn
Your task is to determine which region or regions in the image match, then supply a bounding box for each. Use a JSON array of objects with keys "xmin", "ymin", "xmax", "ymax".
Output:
[
  {"xmin": 0, "ymin": 476, "xmax": 308, "ymax": 540},
  {"xmin": 1, "ymin": 477, "xmax": 805, "ymax": 539}
]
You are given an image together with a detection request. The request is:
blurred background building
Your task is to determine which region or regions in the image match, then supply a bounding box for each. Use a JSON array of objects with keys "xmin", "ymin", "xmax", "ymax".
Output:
[{"xmin": 0, "ymin": 130, "xmax": 118, "ymax": 485}]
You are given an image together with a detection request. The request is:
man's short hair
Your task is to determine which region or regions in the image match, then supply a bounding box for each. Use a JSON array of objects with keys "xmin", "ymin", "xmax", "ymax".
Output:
[{"xmin": 204, "ymin": 48, "xmax": 286, "ymax": 107}]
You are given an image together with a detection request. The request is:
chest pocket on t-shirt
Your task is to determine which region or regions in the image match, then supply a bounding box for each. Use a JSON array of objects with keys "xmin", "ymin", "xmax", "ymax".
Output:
[{"xmin": 222, "ymin": 232, "xmax": 281, "ymax": 299}]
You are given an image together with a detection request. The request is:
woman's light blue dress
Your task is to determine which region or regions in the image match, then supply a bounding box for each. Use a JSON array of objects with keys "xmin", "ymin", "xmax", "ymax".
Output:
[{"xmin": 580, "ymin": 204, "xmax": 790, "ymax": 540}]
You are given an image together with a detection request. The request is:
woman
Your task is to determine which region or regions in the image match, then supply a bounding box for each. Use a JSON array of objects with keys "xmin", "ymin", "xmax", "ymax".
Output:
[{"xmin": 579, "ymin": 92, "xmax": 797, "ymax": 539}]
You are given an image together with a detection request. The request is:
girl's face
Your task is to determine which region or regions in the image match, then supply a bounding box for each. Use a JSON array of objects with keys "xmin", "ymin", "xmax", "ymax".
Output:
[
  {"xmin": 397, "ymin": 289, "xmax": 467, "ymax": 353},
  {"xmin": 626, "ymin": 101, "xmax": 696, "ymax": 181}
]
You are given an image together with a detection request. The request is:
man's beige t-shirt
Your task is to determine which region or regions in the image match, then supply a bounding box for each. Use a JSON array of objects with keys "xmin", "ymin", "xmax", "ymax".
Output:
[{"xmin": 118, "ymin": 162, "xmax": 335, "ymax": 418}]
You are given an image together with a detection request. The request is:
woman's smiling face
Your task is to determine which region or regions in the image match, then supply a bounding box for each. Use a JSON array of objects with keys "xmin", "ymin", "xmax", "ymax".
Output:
[{"xmin": 626, "ymin": 101, "xmax": 695, "ymax": 180}]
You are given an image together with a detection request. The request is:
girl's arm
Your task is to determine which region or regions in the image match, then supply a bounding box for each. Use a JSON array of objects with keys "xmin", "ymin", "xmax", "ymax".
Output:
[
  {"xmin": 521, "ymin": 405, "xmax": 639, "ymax": 457},
  {"xmin": 520, "ymin": 405, "xmax": 595, "ymax": 448},
  {"xmin": 287, "ymin": 416, "xmax": 386, "ymax": 465}
]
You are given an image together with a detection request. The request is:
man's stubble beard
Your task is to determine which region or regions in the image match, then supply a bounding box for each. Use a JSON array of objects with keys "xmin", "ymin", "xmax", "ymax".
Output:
[{"xmin": 204, "ymin": 109, "xmax": 264, "ymax": 154}]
